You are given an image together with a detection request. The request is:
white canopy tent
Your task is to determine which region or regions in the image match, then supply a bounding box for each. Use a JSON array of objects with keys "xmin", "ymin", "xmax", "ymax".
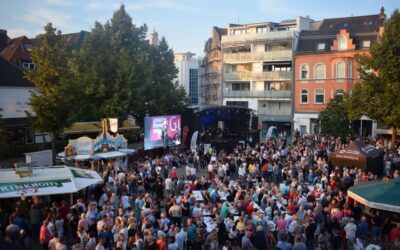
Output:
[{"xmin": 0, "ymin": 166, "xmax": 102, "ymax": 199}]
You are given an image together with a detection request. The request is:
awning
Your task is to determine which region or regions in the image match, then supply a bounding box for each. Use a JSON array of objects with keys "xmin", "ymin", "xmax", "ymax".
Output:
[
  {"xmin": 64, "ymin": 120, "xmax": 139, "ymax": 135},
  {"xmin": 347, "ymin": 179, "xmax": 400, "ymax": 213},
  {"xmin": 0, "ymin": 166, "xmax": 102, "ymax": 199},
  {"xmin": 96, "ymin": 151, "xmax": 126, "ymax": 159}
]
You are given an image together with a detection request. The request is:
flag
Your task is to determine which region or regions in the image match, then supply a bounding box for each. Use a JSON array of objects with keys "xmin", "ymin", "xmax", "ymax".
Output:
[
  {"xmin": 109, "ymin": 118, "xmax": 118, "ymax": 133},
  {"xmin": 190, "ymin": 131, "xmax": 199, "ymax": 151}
]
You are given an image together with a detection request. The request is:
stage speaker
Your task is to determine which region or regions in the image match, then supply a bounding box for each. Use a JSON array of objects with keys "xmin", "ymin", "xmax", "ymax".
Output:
[{"xmin": 251, "ymin": 116, "xmax": 258, "ymax": 130}]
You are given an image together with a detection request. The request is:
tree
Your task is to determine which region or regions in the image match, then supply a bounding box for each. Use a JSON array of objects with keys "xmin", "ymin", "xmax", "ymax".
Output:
[
  {"xmin": 24, "ymin": 23, "xmax": 76, "ymax": 164},
  {"xmin": 319, "ymin": 95, "xmax": 352, "ymax": 138},
  {"xmin": 133, "ymin": 37, "xmax": 188, "ymax": 125},
  {"xmin": 349, "ymin": 10, "xmax": 400, "ymax": 142},
  {"xmin": 71, "ymin": 5, "xmax": 189, "ymax": 125}
]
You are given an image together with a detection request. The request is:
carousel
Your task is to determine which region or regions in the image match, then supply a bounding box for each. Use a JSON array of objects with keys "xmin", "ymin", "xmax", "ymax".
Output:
[{"xmin": 57, "ymin": 119, "xmax": 135, "ymax": 170}]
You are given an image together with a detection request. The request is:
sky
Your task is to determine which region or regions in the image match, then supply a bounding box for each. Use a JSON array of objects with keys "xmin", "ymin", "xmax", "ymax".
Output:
[{"xmin": 0, "ymin": 0, "xmax": 398, "ymax": 57}]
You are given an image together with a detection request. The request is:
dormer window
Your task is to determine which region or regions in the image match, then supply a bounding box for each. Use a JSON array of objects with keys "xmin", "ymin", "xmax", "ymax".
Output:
[
  {"xmin": 362, "ymin": 40, "xmax": 371, "ymax": 48},
  {"xmin": 338, "ymin": 36, "xmax": 347, "ymax": 50},
  {"xmin": 317, "ymin": 43, "xmax": 325, "ymax": 51}
]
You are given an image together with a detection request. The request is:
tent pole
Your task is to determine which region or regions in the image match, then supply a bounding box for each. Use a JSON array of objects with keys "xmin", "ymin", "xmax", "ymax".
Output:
[{"xmin": 360, "ymin": 120, "xmax": 363, "ymax": 137}]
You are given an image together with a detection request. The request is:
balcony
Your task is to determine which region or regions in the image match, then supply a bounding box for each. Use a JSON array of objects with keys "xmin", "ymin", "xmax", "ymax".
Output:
[
  {"xmin": 221, "ymin": 30, "xmax": 295, "ymax": 45},
  {"xmin": 223, "ymin": 89, "xmax": 291, "ymax": 99},
  {"xmin": 223, "ymin": 50, "xmax": 292, "ymax": 63},
  {"xmin": 258, "ymin": 110, "xmax": 292, "ymax": 117},
  {"xmin": 224, "ymin": 71, "xmax": 291, "ymax": 81}
]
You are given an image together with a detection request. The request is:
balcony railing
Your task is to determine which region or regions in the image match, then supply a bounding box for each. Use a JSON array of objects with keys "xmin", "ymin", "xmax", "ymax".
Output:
[
  {"xmin": 224, "ymin": 71, "xmax": 292, "ymax": 81},
  {"xmin": 257, "ymin": 110, "xmax": 292, "ymax": 116},
  {"xmin": 221, "ymin": 30, "xmax": 295, "ymax": 45},
  {"xmin": 223, "ymin": 89, "xmax": 291, "ymax": 99},
  {"xmin": 223, "ymin": 50, "xmax": 292, "ymax": 63}
]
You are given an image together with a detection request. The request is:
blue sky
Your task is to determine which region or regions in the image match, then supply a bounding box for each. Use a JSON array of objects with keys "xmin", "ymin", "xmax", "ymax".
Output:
[{"xmin": 0, "ymin": 0, "xmax": 398, "ymax": 56}]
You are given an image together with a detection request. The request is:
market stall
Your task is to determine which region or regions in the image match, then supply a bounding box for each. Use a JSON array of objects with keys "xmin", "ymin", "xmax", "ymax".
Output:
[
  {"xmin": 58, "ymin": 119, "xmax": 135, "ymax": 170},
  {"xmin": 348, "ymin": 179, "xmax": 400, "ymax": 213},
  {"xmin": 0, "ymin": 165, "xmax": 102, "ymax": 199},
  {"xmin": 329, "ymin": 138, "xmax": 384, "ymax": 176}
]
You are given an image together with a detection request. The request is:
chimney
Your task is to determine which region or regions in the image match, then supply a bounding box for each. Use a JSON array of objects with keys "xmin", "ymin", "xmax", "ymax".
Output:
[
  {"xmin": 379, "ymin": 6, "xmax": 386, "ymax": 19},
  {"xmin": 0, "ymin": 29, "xmax": 7, "ymax": 52}
]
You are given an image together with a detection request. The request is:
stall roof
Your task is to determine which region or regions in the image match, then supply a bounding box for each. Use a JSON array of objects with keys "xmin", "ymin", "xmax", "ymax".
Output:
[
  {"xmin": 0, "ymin": 166, "xmax": 102, "ymax": 199},
  {"xmin": 348, "ymin": 179, "xmax": 400, "ymax": 213},
  {"xmin": 96, "ymin": 151, "xmax": 126, "ymax": 159},
  {"xmin": 64, "ymin": 120, "xmax": 139, "ymax": 135}
]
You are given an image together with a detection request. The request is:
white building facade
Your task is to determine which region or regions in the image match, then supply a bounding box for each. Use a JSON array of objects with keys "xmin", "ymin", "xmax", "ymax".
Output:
[
  {"xmin": 221, "ymin": 17, "xmax": 313, "ymax": 139},
  {"xmin": 174, "ymin": 52, "xmax": 200, "ymax": 105}
]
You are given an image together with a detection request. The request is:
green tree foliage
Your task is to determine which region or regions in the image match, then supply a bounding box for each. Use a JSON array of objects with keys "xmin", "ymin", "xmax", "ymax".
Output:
[
  {"xmin": 319, "ymin": 95, "xmax": 352, "ymax": 138},
  {"xmin": 24, "ymin": 23, "xmax": 76, "ymax": 164},
  {"xmin": 72, "ymin": 5, "xmax": 188, "ymax": 124},
  {"xmin": 349, "ymin": 10, "xmax": 400, "ymax": 141}
]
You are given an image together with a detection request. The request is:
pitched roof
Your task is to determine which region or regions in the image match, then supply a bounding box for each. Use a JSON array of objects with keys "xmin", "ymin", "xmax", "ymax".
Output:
[
  {"xmin": 0, "ymin": 36, "xmax": 32, "ymax": 65},
  {"xmin": 0, "ymin": 56, "xmax": 34, "ymax": 87},
  {"xmin": 297, "ymin": 14, "xmax": 385, "ymax": 53},
  {"xmin": 0, "ymin": 31, "xmax": 88, "ymax": 66}
]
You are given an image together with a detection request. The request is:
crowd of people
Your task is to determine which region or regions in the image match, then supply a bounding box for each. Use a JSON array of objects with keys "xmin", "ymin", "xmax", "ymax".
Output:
[{"xmin": 1, "ymin": 134, "xmax": 400, "ymax": 250}]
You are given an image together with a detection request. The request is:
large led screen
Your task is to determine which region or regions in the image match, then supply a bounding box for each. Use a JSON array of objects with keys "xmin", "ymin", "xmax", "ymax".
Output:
[{"xmin": 144, "ymin": 115, "xmax": 181, "ymax": 150}]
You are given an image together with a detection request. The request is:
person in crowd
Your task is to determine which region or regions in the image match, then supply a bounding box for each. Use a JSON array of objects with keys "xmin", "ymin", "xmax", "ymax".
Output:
[{"xmin": 1, "ymin": 134, "xmax": 399, "ymax": 250}]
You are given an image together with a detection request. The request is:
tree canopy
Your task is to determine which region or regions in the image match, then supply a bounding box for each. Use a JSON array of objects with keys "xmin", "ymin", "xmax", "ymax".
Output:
[
  {"xmin": 71, "ymin": 5, "xmax": 188, "ymax": 124},
  {"xmin": 24, "ymin": 23, "xmax": 76, "ymax": 163},
  {"xmin": 319, "ymin": 95, "xmax": 352, "ymax": 138},
  {"xmin": 347, "ymin": 9, "xmax": 400, "ymax": 140}
]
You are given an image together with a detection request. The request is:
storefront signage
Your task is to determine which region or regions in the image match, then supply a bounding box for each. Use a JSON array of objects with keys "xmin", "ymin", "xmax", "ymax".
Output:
[{"xmin": 0, "ymin": 179, "xmax": 70, "ymax": 194}]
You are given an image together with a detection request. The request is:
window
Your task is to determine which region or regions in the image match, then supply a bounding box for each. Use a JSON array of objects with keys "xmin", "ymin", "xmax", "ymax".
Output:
[
  {"xmin": 226, "ymin": 101, "xmax": 248, "ymax": 108},
  {"xmin": 362, "ymin": 40, "xmax": 371, "ymax": 48},
  {"xmin": 314, "ymin": 63, "xmax": 326, "ymax": 80},
  {"xmin": 336, "ymin": 89, "xmax": 344, "ymax": 97},
  {"xmin": 22, "ymin": 62, "xmax": 35, "ymax": 70},
  {"xmin": 300, "ymin": 64, "xmax": 309, "ymax": 79},
  {"xmin": 232, "ymin": 82, "xmax": 250, "ymax": 91},
  {"xmin": 300, "ymin": 89, "xmax": 308, "ymax": 104},
  {"xmin": 264, "ymin": 81, "xmax": 290, "ymax": 91},
  {"xmin": 189, "ymin": 69, "xmax": 198, "ymax": 104},
  {"xmin": 338, "ymin": 36, "xmax": 347, "ymax": 50},
  {"xmin": 257, "ymin": 27, "xmax": 267, "ymax": 33},
  {"xmin": 317, "ymin": 43, "xmax": 325, "ymax": 51},
  {"xmin": 336, "ymin": 62, "xmax": 346, "ymax": 79},
  {"xmin": 314, "ymin": 89, "xmax": 325, "ymax": 104},
  {"xmin": 348, "ymin": 62, "xmax": 353, "ymax": 78}
]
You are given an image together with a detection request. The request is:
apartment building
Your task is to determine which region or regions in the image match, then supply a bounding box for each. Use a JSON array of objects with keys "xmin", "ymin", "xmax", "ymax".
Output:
[
  {"xmin": 221, "ymin": 17, "xmax": 313, "ymax": 139},
  {"xmin": 174, "ymin": 52, "xmax": 200, "ymax": 105},
  {"xmin": 293, "ymin": 9, "xmax": 386, "ymax": 137},
  {"xmin": 199, "ymin": 27, "xmax": 227, "ymax": 105}
]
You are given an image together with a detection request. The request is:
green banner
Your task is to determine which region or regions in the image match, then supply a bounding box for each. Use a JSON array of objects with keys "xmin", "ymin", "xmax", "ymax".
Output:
[
  {"xmin": 71, "ymin": 169, "xmax": 94, "ymax": 179},
  {"xmin": 0, "ymin": 179, "xmax": 71, "ymax": 194}
]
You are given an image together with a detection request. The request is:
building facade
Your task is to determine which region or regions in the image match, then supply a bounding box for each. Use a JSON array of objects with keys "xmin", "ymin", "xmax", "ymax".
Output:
[
  {"xmin": 174, "ymin": 52, "xmax": 200, "ymax": 105},
  {"xmin": 199, "ymin": 27, "xmax": 226, "ymax": 105},
  {"xmin": 294, "ymin": 10, "xmax": 386, "ymax": 137},
  {"xmin": 220, "ymin": 17, "xmax": 314, "ymax": 139},
  {"xmin": 0, "ymin": 29, "xmax": 88, "ymax": 144}
]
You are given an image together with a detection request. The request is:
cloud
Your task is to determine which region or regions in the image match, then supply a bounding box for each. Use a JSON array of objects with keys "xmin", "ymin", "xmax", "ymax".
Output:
[
  {"xmin": 20, "ymin": 7, "xmax": 75, "ymax": 30},
  {"xmin": 45, "ymin": 0, "xmax": 74, "ymax": 5},
  {"xmin": 87, "ymin": 0, "xmax": 197, "ymax": 12},
  {"xmin": 6, "ymin": 28, "xmax": 40, "ymax": 38}
]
